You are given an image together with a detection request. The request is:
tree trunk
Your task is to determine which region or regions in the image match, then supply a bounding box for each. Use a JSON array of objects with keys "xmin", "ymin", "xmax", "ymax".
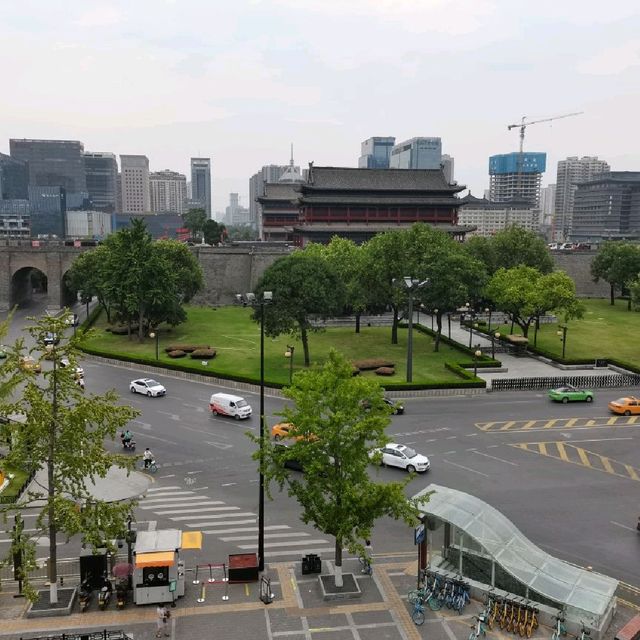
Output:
[
  {"xmin": 628, "ymin": 296, "xmax": 632, "ymax": 311},
  {"xmin": 520, "ymin": 320, "xmax": 531, "ymax": 338},
  {"xmin": 534, "ymin": 316, "xmax": 540, "ymax": 346},
  {"xmin": 610, "ymin": 284, "xmax": 615, "ymax": 305},
  {"xmin": 434, "ymin": 313, "xmax": 442, "ymax": 352},
  {"xmin": 355, "ymin": 312, "xmax": 360, "ymax": 334},
  {"xmin": 334, "ymin": 538, "xmax": 343, "ymax": 588},
  {"xmin": 138, "ymin": 305, "xmax": 145, "ymax": 342},
  {"xmin": 300, "ymin": 324, "xmax": 310, "ymax": 367},
  {"xmin": 391, "ymin": 305, "xmax": 399, "ymax": 345}
]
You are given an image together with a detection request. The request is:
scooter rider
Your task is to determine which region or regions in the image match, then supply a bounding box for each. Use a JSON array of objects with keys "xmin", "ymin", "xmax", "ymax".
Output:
[
  {"xmin": 121, "ymin": 429, "xmax": 133, "ymax": 448},
  {"xmin": 143, "ymin": 448, "xmax": 154, "ymax": 468}
]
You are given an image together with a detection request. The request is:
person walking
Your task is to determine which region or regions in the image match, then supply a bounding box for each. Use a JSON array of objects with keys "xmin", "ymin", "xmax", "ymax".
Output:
[
  {"xmin": 156, "ymin": 603, "xmax": 170, "ymax": 637},
  {"xmin": 361, "ymin": 539, "xmax": 373, "ymax": 575}
]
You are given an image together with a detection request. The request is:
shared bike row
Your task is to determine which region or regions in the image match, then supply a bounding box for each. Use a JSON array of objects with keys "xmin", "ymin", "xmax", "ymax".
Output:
[
  {"xmin": 408, "ymin": 570, "xmax": 471, "ymax": 625},
  {"xmin": 480, "ymin": 592, "xmax": 540, "ymax": 638}
]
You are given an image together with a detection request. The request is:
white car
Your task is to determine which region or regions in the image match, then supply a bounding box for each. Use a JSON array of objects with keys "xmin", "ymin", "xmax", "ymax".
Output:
[
  {"xmin": 59, "ymin": 357, "xmax": 84, "ymax": 378},
  {"xmin": 371, "ymin": 443, "xmax": 430, "ymax": 473},
  {"xmin": 130, "ymin": 378, "xmax": 166, "ymax": 397}
]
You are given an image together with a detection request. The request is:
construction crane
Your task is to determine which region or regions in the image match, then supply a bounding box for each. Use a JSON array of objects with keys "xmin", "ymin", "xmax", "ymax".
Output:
[{"xmin": 506, "ymin": 111, "xmax": 583, "ymax": 200}]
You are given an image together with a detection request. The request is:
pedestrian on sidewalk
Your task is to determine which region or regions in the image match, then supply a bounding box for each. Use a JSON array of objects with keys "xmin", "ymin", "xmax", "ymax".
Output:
[
  {"xmin": 361, "ymin": 539, "xmax": 373, "ymax": 575},
  {"xmin": 156, "ymin": 603, "xmax": 170, "ymax": 637}
]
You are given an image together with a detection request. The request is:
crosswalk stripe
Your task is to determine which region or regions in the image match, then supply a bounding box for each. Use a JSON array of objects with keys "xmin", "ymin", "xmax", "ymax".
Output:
[
  {"xmin": 208, "ymin": 526, "xmax": 290, "ymax": 535},
  {"xmin": 160, "ymin": 510, "xmax": 255, "ymax": 519},
  {"xmin": 164, "ymin": 509, "xmax": 248, "ymax": 519},
  {"xmin": 141, "ymin": 492, "xmax": 196, "ymax": 498},
  {"xmin": 238, "ymin": 539, "xmax": 328, "ymax": 549},
  {"xmin": 220, "ymin": 533, "xmax": 311, "ymax": 542},
  {"xmin": 199, "ymin": 520, "xmax": 257, "ymax": 529},
  {"xmin": 141, "ymin": 497, "xmax": 223, "ymax": 504},
  {"xmin": 140, "ymin": 502, "xmax": 230, "ymax": 510},
  {"xmin": 263, "ymin": 548, "xmax": 332, "ymax": 558},
  {"xmin": 147, "ymin": 486, "xmax": 181, "ymax": 491}
]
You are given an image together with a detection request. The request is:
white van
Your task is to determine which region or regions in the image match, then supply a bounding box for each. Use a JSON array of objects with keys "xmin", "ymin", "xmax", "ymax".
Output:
[{"xmin": 209, "ymin": 393, "xmax": 252, "ymax": 420}]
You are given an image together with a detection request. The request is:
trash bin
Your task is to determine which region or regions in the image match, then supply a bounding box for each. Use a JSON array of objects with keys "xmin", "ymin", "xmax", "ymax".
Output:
[
  {"xmin": 595, "ymin": 359, "xmax": 607, "ymax": 368},
  {"xmin": 301, "ymin": 554, "xmax": 321, "ymax": 575}
]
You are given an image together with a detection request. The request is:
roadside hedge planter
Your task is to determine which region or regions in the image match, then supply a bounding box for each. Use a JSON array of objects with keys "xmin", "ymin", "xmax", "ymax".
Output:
[
  {"xmin": 375, "ymin": 366, "xmax": 395, "ymax": 376},
  {"xmin": 165, "ymin": 344, "xmax": 210, "ymax": 353},
  {"xmin": 353, "ymin": 358, "xmax": 395, "ymax": 371},
  {"xmin": 167, "ymin": 350, "xmax": 186, "ymax": 358}
]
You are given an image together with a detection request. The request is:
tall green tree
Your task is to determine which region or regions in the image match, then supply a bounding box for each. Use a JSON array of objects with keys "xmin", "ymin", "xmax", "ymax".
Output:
[
  {"xmin": 0, "ymin": 314, "xmax": 139, "ymax": 603},
  {"xmin": 466, "ymin": 226, "xmax": 553, "ymax": 275},
  {"xmin": 182, "ymin": 208, "xmax": 208, "ymax": 242},
  {"xmin": 256, "ymin": 350, "xmax": 424, "ymax": 588},
  {"xmin": 202, "ymin": 219, "xmax": 226, "ymax": 245},
  {"xmin": 591, "ymin": 241, "xmax": 640, "ymax": 308},
  {"xmin": 66, "ymin": 245, "xmax": 112, "ymax": 322},
  {"xmin": 254, "ymin": 253, "xmax": 345, "ymax": 366},
  {"xmin": 486, "ymin": 266, "xmax": 583, "ymax": 338}
]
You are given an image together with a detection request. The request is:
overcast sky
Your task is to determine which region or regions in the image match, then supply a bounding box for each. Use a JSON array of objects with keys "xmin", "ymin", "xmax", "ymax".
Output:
[{"xmin": 1, "ymin": 0, "xmax": 638, "ymax": 214}]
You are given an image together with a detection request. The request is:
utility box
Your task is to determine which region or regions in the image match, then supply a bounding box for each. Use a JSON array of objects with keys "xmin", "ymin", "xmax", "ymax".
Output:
[{"xmin": 301, "ymin": 554, "xmax": 322, "ymax": 575}]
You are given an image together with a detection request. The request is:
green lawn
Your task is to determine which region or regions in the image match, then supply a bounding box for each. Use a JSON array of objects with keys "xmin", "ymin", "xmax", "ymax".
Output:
[
  {"xmin": 0, "ymin": 467, "xmax": 29, "ymax": 500},
  {"xmin": 489, "ymin": 298, "xmax": 640, "ymax": 364},
  {"xmin": 81, "ymin": 306, "xmax": 471, "ymax": 386}
]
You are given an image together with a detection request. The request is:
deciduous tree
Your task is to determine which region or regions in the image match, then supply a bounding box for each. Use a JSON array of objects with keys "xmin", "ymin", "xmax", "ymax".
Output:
[
  {"xmin": 0, "ymin": 314, "xmax": 139, "ymax": 603},
  {"xmin": 182, "ymin": 208, "xmax": 208, "ymax": 242},
  {"xmin": 253, "ymin": 253, "xmax": 345, "ymax": 366},
  {"xmin": 256, "ymin": 350, "xmax": 424, "ymax": 588}
]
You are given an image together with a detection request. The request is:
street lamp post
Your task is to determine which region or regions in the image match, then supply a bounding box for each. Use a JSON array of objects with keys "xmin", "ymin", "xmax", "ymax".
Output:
[
  {"xmin": 492, "ymin": 332, "xmax": 501, "ymax": 360},
  {"xmin": 447, "ymin": 312, "xmax": 451, "ymax": 339},
  {"xmin": 239, "ymin": 291, "xmax": 272, "ymax": 572},
  {"xmin": 474, "ymin": 347, "xmax": 482, "ymax": 377},
  {"xmin": 149, "ymin": 331, "xmax": 159, "ymax": 361},
  {"xmin": 485, "ymin": 308, "xmax": 492, "ymax": 332},
  {"xmin": 285, "ymin": 345, "xmax": 295, "ymax": 385},
  {"xmin": 557, "ymin": 325, "xmax": 568, "ymax": 359},
  {"xmin": 398, "ymin": 277, "xmax": 429, "ymax": 383}
]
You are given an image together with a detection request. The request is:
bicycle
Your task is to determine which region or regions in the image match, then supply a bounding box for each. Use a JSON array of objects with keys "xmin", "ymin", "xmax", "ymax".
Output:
[
  {"xmin": 525, "ymin": 605, "xmax": 539, "ymax": 638},
  {"xmin": 412, "ymin": 599, "xmax": 426, "ymax": 626},
  {"xmin": 578, "ymin": 621, "xmax": 591, "ymax": 640},
  {"xmin": 469, "ymin": 614, "xmax": 487, "ymax": 640},
  {"xmin": 142, "ymin": 459, "xmax": 158, "ymax": 473},
  {"xmin": 551, "ymin": 611, "xmax": 567, "ymax": 640}
]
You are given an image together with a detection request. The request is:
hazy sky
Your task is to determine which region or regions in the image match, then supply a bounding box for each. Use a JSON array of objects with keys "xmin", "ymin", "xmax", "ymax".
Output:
[{"xmin": 1, "ymin": 0, "xmax": 639, "ymax": 213}]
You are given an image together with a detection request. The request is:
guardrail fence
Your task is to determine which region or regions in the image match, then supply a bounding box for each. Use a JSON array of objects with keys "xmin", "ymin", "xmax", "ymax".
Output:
[{"xmin": 492, "ymin": 373, "xmax": 640, "ymax": 392}]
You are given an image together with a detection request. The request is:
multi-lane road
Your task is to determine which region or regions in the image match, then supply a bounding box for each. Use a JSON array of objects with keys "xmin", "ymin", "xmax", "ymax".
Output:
[{"xmin": 2, "ymin": 299, "xmax": 640, "ymax": 590}]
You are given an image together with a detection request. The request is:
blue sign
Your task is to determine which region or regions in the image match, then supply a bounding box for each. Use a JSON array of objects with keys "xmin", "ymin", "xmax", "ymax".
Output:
[{"xmin": 414, "ymin": 523, "xmax": 426, "ymax": 545}]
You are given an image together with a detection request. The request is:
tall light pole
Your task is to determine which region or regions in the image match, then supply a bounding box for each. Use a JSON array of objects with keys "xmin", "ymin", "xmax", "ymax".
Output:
[
  {"xmin": 399, "ymin": 277, "xmax": 429, "ymax": 383},
  {"xmin": 149, "ymin": 331, "xmax": 159, "ymax": 360},
  {"xmin": 240, "ymin": 291, "xmax": 272, "ymax": 572},
  {"xmin": 474, "ymin": 347, "xmax": 482, "ymax": 377},
  {"xmin": 492, "ymin": 332, "xmax": 501, "ymax": 360},
  {"xmin": 45, "ymin": 343, "xmax": 59, "ymax": 604}
]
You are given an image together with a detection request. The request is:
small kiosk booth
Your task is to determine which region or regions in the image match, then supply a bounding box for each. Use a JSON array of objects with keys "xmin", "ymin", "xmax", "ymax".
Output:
[{"xmin": 133, "ymin": 529, "xmax": 202, "ymax": 606}]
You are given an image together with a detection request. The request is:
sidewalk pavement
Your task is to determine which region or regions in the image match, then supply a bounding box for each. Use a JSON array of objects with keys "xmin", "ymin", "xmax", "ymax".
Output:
[
  {"xmin": 0, "ymin": 556, "xmax": 635, "ymax": 640},
  {"xmin": 421, "ymin": 314, "xmax": 614, "ymax": 385}
]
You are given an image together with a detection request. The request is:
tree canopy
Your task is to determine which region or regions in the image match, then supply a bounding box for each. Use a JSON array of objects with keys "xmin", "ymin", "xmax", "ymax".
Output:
[
  {"xmin": 257, "ymin": 350, "xmax": 423, "ymax": 587},
  {"xmin": 253, "ymin": 253, "xmax": 345, "ymax": 366},
  {"xmin": 0, "ymin": 313, "xmax": 139, "ymax": 602},
  {"xmin": 591, "ymin": 241, "xmax": 640, "ymax": 307},
  {"xmin": 182, "ymin": 208, "xmax": 208, "ymax": 242},
  {"xmin": 486, "ymin": 266, "xmax": 583, "ymax": 338},
  {"xmin": 67, "ymin": 220, "xmax": 204, "ymax": 340}
]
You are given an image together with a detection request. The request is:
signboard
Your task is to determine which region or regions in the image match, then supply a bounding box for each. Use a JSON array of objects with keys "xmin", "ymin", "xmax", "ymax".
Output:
[
  {"xmin": 414, "ymin": 523, "xmax": 425, "ymax": 545},
  {"xmin": 31, "ymin": 240, "xmax": 40, "ymax": 248},
  {"xmin": 169, "ymin": 579, "xmax": 177, "ymax": 593},
  {"xmin": 74, "ymin": 240, "xmax": 82, "ymax": 248}
]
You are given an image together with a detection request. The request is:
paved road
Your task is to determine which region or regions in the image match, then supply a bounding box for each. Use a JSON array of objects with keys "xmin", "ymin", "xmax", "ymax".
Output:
[{"xmin": 2, "ymin": 307, "xmax": 640, "ymax": 589}]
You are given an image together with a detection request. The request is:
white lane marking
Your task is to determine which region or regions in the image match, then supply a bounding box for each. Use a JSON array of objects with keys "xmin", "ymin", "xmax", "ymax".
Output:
[
  {"xmin": 466, "ymin": 433, "xmax": 478, "ymax": 437},
  {"xmin": 205, "ymin": 441, "xmax": 233, "ymax": 449},
  {"xmin": 443, "ymin": 459, "xmax": 490, "ymax": 478},
  {"xmin": 186, "ymin": 470, "xmax": 204, "ymax": 475},
  {"xmin": 258, "ymin": 548, "xmax": 333, "ymax": 558},
  {"xmin": 147, "ymin": 486, "xmax": 181, "ymax": 491},
  {"xmin": 221, "ymin": 482, "xmax": 237, "ymax": 487},
  {"xmin": 566, "ymin": 437, "xmax": 634, "ymax": 443},
  {"xmin": 140, "ymin": 497, "xmax": 210, "ymax": 504},
  {"xmin": 139, "ymin": 432, "xmax": 178, "ymax": 445},
  {"xmin": 158, "ymin": 474, "xmax": 175, "ymax": 478},
  {"xmin": 221, "ymin": 532, "xmax": 311, "ymax": 542},
  {"xmin": 132, "ymin": 420, "xmax": 152, "ymax": 430},
  {"xmin": 472, "ymin": 450, "xmax": 519, "ymax": 466},
  {"xmin": 141, "ymin": 491, "xmax": 195, "ymax": 498},
  {"xmin": 446, "ymin": 436, "xmax": 457, "ymax": 440},
  {"xmin": 182, "ymin": 403, "xmax": 205, "ymax": 413},
  {"xmin": 157, "ymin": 411, "xmax": 181, "ymax": 421},
  {"xmin": 611, "ymin": 521, "xmax": 636, "ymax": 532},
  {"xmin": 238, "ymin": 539, "xmax": 328, "ymax": 549}
]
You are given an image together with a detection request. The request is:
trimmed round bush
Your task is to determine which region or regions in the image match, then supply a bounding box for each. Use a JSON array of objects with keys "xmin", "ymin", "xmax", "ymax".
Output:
[
  {"xmin": 353, "ymin": 358, "xmax": 395, "ymax": 371},
  {"xmin": 190, "ymin": 348, "xmax": 216, "ymax": 359},
  {"xmin": 374, "ymin": 366, "xmax": 395, "ymax": 376},
  {"xmin": 167, "ymin": 350, "xmax": 186, "ymax": 358},
  {"xmin": 165, "ymin": 344, "xmax": 210, "ymax": 353}
]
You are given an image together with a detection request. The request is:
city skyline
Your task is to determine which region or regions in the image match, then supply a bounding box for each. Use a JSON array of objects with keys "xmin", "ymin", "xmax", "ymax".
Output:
[{"xmin": 1, "ymin": 1, "xmax": 638, "ymax": 211}]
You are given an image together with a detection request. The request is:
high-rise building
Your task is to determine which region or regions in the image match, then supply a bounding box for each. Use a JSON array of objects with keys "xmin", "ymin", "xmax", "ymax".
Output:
[
  {"xmin": 149, "ymin": 170, "xmax": 187, "ymax": 214},
  {"xmin": 488, "ymin": 152, "xmax": 546, "ymax": 205},
  {"xmin": 572, "ymin": 172, "xmax": 640, "ymax": 242},
  {"xmin": 0, "ymin": 153, "xmax": 29, "ymax": 200},
  {"xmin": 553, "ymin": 156, "xmax": 610, "ymax": 241},
  {"xmin": 190, "ymin": 158, "xmax": 211, "ymax": 217},
  {"xmin": 358, "ymin": 137, "xmax": 396, "ymax": 169},
  {"xmin": 0, "ymin": 199, "xmax": 30, "ymax": 237},
  {"xmin": 458, "ymin": 193, "xmax": 540, "ymax": 237},
  {"xmin": 389, "ymin": 137, "xmax": 442, "ymax": 170},
  {"xmin": 120, "ymin": 155, "xmax": 150, "ymax": 214},
  {"xmin": 224, "ymin": 193, "xmax": 251, "ymax": 226},
  {"xmin": 10, "ymin": 139, "xmax": 86, "ymax": 192},
  {"xmin": 539, "ymin": 184, "xmax": 556, "ymax": 235},
  {"xmin": 83, "ymin": 152, "xmax": 118, "ymax": 213},
  {"xmin": 28, "ymin": 185, "xmax": 66, "ymax": 237},
  {"xmin": 441, "ymin": 154, "xmax": 455, "ymax": 184}
]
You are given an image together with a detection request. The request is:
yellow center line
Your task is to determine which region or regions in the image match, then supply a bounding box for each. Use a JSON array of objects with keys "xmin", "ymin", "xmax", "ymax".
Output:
[{"xmin": 575, "ymin": 447, "xmax": 592, "ymax": 468}]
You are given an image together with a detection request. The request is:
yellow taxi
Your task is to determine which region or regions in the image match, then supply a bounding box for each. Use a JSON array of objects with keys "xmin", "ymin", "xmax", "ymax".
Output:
[
  {"xmin": 608, "ymin": 396, "xmax": 640, "ymax": 416},
  {"xmin": 271, "ymin": 422, "xmax": 317, "ymax": 442},
  {"xmin": 19, "ymin": 356, "xmax": 41, "ymax": 373}
]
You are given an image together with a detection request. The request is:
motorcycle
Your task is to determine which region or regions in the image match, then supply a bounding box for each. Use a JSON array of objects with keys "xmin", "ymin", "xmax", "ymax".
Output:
[
  {"xmin": 115, "ymin": 578, "xmax": 128, "ymax": 609},
  {"xmin": 120, "ymin": 435, "xmax": 136, "ymax": 451},
  {"xmin": 78, "ymin": 577, "xmax": 92, "ymax": 613},
  {"xmin": 98, "ymin": 579, "xmax": 112, "ymax": 610}
]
